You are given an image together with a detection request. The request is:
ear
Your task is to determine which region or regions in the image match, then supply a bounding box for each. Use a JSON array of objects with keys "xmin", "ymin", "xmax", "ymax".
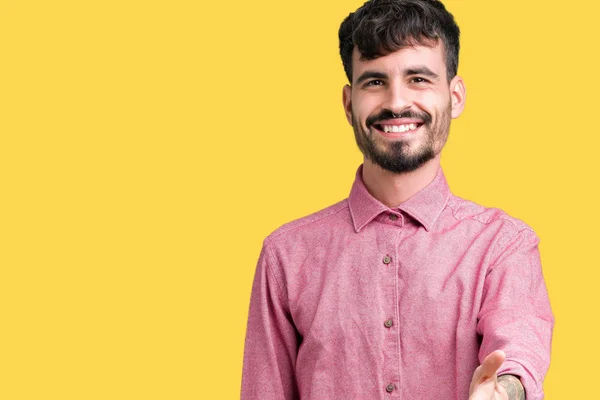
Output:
[
  {"xmin": 449, "ymin": 75, "xmax": 466, "ymax": 119},
  {"xmin": 342, "ymin": 84, "xmax": 353, "ymax": 126}
]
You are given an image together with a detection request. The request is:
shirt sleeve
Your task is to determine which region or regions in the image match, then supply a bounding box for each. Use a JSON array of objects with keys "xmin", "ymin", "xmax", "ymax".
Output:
[
  {"xmin": 476, "ymin": 228, "xmax": 554, "ymax": 400},
  {"xmin": 241, "ymin": 239, "xmax": 300, "ymax": 400}
]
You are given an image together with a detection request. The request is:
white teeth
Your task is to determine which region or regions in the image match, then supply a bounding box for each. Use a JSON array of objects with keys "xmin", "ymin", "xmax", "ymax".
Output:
[{"xmin": 382, "ymin": 124, "xmax": 418, "ymax": 133}]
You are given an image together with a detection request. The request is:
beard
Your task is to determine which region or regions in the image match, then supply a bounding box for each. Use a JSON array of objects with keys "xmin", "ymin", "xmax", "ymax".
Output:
[{"xmin": 352, "ymin": 105, "xmax": 452, "ymax": 174}]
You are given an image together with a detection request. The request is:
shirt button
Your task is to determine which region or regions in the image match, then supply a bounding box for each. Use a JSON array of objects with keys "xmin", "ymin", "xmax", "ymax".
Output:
[
  {"xmin": 389, "ymin": 214, "xmax": 398, "ymax": 221},
  {"xmin": 384, "ymin": 319, "xmax": 393, "ymax": 328},
  {"xmin": 383, "ymin": 255, "xmax": 392, "ymax": 264},
  {"xmin": 386, "ymin": 383, "xmax": 395, "ymax": 393}
]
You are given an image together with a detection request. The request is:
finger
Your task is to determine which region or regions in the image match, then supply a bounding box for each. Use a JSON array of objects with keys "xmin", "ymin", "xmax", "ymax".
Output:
[
  {"xmin": 478, "ymin": 350, "xmax": 506, "ymax": 382},
  {"xmin": 469, "ymin": 350, "xmax": 506, "ymax": 395}
]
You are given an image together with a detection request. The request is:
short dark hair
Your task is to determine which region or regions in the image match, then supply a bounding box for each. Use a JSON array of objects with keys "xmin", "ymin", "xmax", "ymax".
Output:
[{"xmin": 338, "ymin": 0, "xmax": 460, "ymax": 83}]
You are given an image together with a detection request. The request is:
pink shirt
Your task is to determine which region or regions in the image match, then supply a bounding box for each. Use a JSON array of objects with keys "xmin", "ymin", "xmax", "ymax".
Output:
[{"xmin": 242, "ymin": 166, "xmax": 553, "ymax": 400}]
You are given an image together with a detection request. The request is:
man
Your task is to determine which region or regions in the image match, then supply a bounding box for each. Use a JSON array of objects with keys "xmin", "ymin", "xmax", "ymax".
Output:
[{"xmin": 241, "ymin": 0, "xmax": 553, "ymax": 399}]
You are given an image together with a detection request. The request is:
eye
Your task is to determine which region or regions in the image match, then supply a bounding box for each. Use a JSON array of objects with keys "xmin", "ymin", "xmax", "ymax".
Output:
[
  {"xmin": 366, "ymin": 79, "xmax": 384, "ymax": 86},
  {"xmin": 410, "ymin": 77, "xmax": 429, "ymax": 84}
]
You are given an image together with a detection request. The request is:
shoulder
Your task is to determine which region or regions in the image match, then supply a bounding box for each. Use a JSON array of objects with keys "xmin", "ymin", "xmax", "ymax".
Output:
[
  {"xmin": 445, "ymin": 194, "xmax": 538, "ymax": 241},
  {"xmin": 264, "ymin": 199, "xmax": 351, "ymax": 245}
]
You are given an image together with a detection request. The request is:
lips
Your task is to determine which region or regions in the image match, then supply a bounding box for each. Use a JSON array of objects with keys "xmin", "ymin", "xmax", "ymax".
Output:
[
  {"xmin": 372, "ymin": 119, "xmax": 424, "ymax": 136},
  {"xmin": 377, "ymin": 123, "xmax": 421, "ymax": 133}
]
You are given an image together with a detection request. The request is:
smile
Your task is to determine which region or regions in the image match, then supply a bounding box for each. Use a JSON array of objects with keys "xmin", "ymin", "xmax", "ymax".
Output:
[
  {"xmin": 380, "ymin": 123, "xmax": 419, "ymax": 133},
  {"xmin": 374, "ymin": 123, "xmax": 423, "ymax": 135}
]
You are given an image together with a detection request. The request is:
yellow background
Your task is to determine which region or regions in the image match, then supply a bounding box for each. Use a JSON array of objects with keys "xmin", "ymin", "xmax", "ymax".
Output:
[{"xmin": 1, "ymin": 0, "xmax": 597, "ymax": 398}]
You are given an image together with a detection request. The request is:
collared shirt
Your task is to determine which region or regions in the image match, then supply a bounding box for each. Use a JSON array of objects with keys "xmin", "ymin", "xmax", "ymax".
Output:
[{"xmin": 241, "ymin": 165, "xmax": 553, "ymax": 400}]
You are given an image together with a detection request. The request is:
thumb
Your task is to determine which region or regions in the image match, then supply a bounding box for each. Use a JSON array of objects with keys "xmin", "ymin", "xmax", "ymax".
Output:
[
  {"xmin": 469, "ymin": 350, "xmax": 506, "ymax": 394},
  {"xmin": 479, "ymin": 350, "xmax": 506, "ymax": 379}
]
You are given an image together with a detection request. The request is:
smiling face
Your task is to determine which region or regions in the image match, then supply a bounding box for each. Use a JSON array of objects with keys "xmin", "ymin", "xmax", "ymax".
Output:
[{"xmin": 343, "ymin": 41, "xmax": 466, "ymax": 174}]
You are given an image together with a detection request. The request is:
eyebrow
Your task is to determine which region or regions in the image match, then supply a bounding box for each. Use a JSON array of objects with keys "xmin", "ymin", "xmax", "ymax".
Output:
[
  {"xmin": 355, "ymin": 71, "xmax": 388, "ymax": 85},
  {"xmin": 354, "ymin": 66, "xmax": 440, "ymax": 85},
  {"xmin": 405, "ymin": 66, "xmax": 440, "ymax": 80}
]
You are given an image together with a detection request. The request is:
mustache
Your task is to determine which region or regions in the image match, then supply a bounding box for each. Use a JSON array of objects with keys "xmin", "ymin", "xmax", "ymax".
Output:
[{"xmin": 366, "ymin": 109, "xmax": 432, "ymax": 128}]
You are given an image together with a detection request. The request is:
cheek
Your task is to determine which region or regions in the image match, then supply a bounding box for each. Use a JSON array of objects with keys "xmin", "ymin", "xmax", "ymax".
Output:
[
  {"xmin": 414, "ymin": 93, "xmax": 451, "ymax": 117},
  {"xmin": 413, "ymin": 90, "xmax": 439, "ymax": 105},
  {"xmin": 353, "ymin": 93, "xmax": 382, "ymax": 118}
]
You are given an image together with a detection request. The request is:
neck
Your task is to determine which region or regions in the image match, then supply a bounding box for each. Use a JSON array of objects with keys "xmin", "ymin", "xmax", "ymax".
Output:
[{"xmin": 361, "ymin": 155, "xmax": 441, "ymax": 208}]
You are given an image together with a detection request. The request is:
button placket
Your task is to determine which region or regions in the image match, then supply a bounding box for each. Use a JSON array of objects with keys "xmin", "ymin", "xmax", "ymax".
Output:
[{"xmin": 380, "ymin": 230, "xmax": 399, "ymax": 397}]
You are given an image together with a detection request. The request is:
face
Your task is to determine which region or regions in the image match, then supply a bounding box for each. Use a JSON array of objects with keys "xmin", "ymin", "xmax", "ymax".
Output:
[{"xmin": 342, "ymin": 41, "xmax": 465, "ymax": 173}]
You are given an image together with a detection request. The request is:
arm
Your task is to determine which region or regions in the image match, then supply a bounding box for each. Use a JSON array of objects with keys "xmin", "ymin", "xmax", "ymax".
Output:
[
  {"xmin": 498, "ymin": 375, "xmax": 525, "ymax": 400},
  {"xmin": 476, "ymin": 228, "xmax": 554, "ymax": 400},
  {"xmin": 241, "ymin": 240, "xmax": 300, "ymax": 400}
]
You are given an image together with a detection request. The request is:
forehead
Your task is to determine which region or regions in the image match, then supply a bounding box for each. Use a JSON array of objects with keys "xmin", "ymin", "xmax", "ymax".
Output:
[{"xmin": 352, "ymin": 42, "xmax": 447, "ymax": 81}]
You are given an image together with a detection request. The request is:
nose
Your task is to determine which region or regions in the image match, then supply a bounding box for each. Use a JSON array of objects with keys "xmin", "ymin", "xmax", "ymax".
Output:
[{"xmin": 382, "ymin": 82, "xmax": 412, "ymax": 114}]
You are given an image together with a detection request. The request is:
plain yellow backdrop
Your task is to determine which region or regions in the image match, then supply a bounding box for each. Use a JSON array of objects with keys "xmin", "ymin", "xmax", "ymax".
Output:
[{"xmin": 1, "ymin": 0, "xmax": 598, "ymax": 398}]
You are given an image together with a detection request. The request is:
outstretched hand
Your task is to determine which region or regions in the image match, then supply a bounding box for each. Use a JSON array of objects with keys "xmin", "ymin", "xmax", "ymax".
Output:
[{"xmin": 468, "ymin": 350, "xmax": 509, "ymax": 400}]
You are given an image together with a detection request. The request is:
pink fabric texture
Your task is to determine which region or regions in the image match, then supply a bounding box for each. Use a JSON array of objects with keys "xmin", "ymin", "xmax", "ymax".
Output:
[{"xmin": 242, "ymin": 165, "xmax": 553, "ymax": 399}]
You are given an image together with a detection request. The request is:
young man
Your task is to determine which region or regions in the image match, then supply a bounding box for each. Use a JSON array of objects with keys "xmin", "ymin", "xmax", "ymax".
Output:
[{"xmin": 241, "ymin": 1, "xmax": 553, "ymax": 399}]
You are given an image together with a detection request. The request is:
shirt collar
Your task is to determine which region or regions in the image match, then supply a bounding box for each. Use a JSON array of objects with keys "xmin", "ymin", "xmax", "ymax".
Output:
[{"xmin": 348, "ymin": 164, "xmax": 451, "ymax": 233}]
